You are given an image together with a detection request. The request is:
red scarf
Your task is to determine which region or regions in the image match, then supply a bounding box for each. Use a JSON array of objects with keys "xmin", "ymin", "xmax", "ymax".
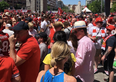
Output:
[{"xmin": 101, "ymin": 34, "xmax": 113, "ymax": 50}]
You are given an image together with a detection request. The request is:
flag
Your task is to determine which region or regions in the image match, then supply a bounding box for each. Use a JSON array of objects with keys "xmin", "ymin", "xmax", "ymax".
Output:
[{"xmin": 58, "ymin": 7, "xmax": 63, "ymax": 14}]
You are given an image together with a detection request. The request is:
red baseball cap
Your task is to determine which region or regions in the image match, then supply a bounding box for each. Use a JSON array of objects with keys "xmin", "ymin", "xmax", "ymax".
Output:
[
  {"xmin": 95, "ymin": 14, "xmax": 98, "ymax": 17},
  {"xmin": 106, "ymin": 25, "xmax": 115, "ymax": 31},
  {"xmin": 95, "ymin": 17, "xmax": 103, "ymax": 23}
]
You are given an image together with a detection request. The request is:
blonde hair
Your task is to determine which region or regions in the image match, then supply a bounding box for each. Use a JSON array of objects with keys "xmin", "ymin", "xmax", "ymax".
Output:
[
  {"xmin": 53, "ymin": 21, "xmax": 64, "ymax": 28},
  {"xmin": 28, "ymin": 22, "xmax": 34, "ymax": 29},
  {"xmin": 50, "ymin": 41, "xmax": 71, "ymax": 67}
]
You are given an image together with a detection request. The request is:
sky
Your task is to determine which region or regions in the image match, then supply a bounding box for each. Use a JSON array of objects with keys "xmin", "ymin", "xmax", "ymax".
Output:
[{"xmin": 62, "ymin": 0, "xmax": 86, "ymax": 6}]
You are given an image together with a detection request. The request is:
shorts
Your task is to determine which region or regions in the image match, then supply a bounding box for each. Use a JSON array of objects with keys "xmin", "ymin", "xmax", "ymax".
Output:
[
  {"xmin": 104, "ymin": 54, "xmax": 115, "ymax": 71},
  {"xmin": 95, "ymin": 49, "xmax": 101, "ymax": 57}
]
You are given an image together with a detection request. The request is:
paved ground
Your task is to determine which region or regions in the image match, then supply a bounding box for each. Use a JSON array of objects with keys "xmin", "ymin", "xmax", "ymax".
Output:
[{"xmin": 94, "ymin": 61, "xmax": 116, "ymax": 82}]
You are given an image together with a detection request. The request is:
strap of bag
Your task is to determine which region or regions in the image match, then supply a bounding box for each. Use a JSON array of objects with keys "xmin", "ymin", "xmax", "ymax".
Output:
[{"xmin": 42, "ymin": 70, "xmax": 48, "ymax": 82}]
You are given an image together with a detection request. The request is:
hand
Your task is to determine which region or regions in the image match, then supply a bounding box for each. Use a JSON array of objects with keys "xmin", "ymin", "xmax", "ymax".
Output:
[
  {"xmin": 8, "ymin": 35, "xmax": 17, "ymax": 46},
  {"xmin": 91, "ymin": 37, "xmax": 97, "ymax": 41},
  {"xmin": 101, "ymin": 55, "xmax": 106, "ymax": 62}
]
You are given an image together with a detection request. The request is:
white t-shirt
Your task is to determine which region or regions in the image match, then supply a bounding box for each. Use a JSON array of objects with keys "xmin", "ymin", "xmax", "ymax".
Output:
[
  {"xmin": 87, "ymin": 23, "xmax": 93, "ymax": 33},
  {"xmin": 28, "ymin": 29, "xmax": 37, "ymax": 37},
  {"xmin": 67, "ymin": 41, "xmax": 76, "ymax": 55},
  {"xmin": 2, "ymin": 29, "xmax": 14, "ymax": 37},
  {"xmin": 41, "ymin": 20, "xmax": 50, "ymax": 36},
  {"xmin": 89, "ymin": 26, "xmax": 107, "ymax": 49}
]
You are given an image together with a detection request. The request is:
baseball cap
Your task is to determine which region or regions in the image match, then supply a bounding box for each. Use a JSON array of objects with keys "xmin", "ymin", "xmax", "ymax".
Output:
[
  {"xmin": 6, "ymin": 24, "xmax": 11, "ymax": 28},
  {"xmin": 95, "ymin": 17, "xmax": 103, "ymax": 23},
  {"xmin": 35, "ymin": 32, "xmax": 47, "ymax": 39},
  {"xmin": 11, "ymin": 21, "xmax": 29, "ymax": 31},
  {"xmin": 95, "ymin": 14, "xmax": 98, "ymax": 17},
  {"xmin": 106, "ymin": 25, "xmax": 115, "ymax": 31},
  {"xmin": 25, "ymin": 17, "xmax": 32, "ymax": 22},
  {"xmin": 74, "ymin": 21, "xmax": 87, "ymax": 29}
]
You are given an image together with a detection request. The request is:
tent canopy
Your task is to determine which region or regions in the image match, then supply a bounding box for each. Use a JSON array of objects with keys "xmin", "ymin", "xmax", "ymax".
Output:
[{"xmin": 82, "ymin": 6, "xmax": 91, "ymax": 12}]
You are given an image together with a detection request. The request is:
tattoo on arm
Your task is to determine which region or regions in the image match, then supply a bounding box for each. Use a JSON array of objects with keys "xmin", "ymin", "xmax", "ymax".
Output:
[{"xmin": 104, "ymin": 49, "xmax": 111, "ymax": 57}]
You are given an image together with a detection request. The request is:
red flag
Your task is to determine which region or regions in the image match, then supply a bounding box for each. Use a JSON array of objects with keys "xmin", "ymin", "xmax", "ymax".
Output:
[{"xmin": 58, "ymin": 7, "xmax": 63, "ymax": 14}]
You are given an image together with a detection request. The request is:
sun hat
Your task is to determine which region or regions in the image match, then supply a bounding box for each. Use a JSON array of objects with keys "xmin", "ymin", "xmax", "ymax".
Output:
[
  {"xmin": 74, "ymin": 21, "xmax": 87, "ymax": 29},
  {"xmin": 5, "ymin": 12, "xmax": 10, "ymax": 16}
]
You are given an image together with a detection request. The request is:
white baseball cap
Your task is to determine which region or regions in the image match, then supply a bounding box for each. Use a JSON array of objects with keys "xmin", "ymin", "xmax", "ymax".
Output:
[{"xmin": 6, "ymin": 24, "xmax": 11, "ymax": 28}]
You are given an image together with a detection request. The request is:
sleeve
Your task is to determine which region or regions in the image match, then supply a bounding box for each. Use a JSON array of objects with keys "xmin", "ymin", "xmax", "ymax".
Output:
[
  {"xmin": 71, "ymin": 53, "xmax": 76, "ymax": 62},
  {"xmin": 88, "ymin": 27, "xmax": 93, "ymax": 35},
  {"xmin": 107, "ymin": 37, "xmax": 115, "ymax": 47},
  {"xmin": 43, "ymin": 54, "xmax": 51, "ymax": 65},
  {"xmin": 41, "ymin": 22, "xmax": 45, "ymax": 29},
  {"xmin": 75, "ymin": 42, "xmax": 87, "ymax": 68},
  {"xmin": 11, "ymin": 59, "xmax": 19, "ymax": 78},
  {"xmin": 40, "ymin": 45, "xmax": 45, "ymax": 58},
  {"xmin": 17, "ymin": 44, "xmax": 32, "ymax": 60}
]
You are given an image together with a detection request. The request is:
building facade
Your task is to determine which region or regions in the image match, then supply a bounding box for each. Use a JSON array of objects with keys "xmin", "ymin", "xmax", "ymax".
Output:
[
  {"xmin": 86, "ymin": 0, "xmax": 95, "ymax": 5},
  {"xmin": 47, "ymin": 0, "xmax": 57, "ymax": 10},
  {"xmin": 26, "ymin": 0, "xmax": 47, "ymax": 13}
]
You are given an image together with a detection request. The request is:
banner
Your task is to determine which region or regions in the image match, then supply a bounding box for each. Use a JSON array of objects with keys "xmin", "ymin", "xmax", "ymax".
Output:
[{"xmin": 58, "ymin": 7, "xmax": 63, "ymax": 14}]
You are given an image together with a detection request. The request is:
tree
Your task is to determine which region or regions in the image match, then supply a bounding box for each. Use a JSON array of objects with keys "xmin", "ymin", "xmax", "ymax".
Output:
[
  {"xmin": 110, "ymin": 2, "xmax": 116, "ymax": 12},
  {"xmin": 15, "ymin": 4, "xmax": 21, "ymax": 9},
  {"xmin": 0, "ymin": 0, "xmax": 9, "ymax": 12},
  {"xmin": 87, "ymin": 0, "xmax": 104, "ymax": 13},
  {"xmin": 62, "ymin": 6, "xmax": 74, "ymax": 13}
]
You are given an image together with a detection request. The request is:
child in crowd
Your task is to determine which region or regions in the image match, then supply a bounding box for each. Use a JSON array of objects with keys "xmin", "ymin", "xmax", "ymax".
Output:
[{"xmin": 35, "ymin": 32, "xmax": 48, "ymax": 71}]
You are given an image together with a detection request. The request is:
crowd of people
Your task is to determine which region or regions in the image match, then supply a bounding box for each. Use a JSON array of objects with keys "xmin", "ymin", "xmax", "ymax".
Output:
[{"xmin": 0, "ymin": 11, "xmax": 116, "ymax": 82}]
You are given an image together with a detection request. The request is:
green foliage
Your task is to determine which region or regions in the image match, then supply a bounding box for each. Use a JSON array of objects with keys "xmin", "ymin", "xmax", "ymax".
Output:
[
  {"xmin": 0, "ymin": 0, "xmax": 9, "ymax": 12},
  {"xmin": 47, "ymin": 5, "xmax": 51, "ymax": 10},
  {"xmin": 111, "ymin": 2, "xmax": 116, "ymax": 12},
  {"xmin": 87, "ymin": 0, "xmax": 104, "ymax": 13},
  {"xmin": 62, "ymin": 6, "xmax": 74, "ymax": 13},
  {"xmin": 15, "ymin": 4, "xmax": 21, "ymax": 9}
]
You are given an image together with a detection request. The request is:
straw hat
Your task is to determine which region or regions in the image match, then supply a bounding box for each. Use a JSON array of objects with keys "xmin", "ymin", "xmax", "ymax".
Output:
[{"xmin": 74, "ymin": 21, "xmax": 87, "ymax": 29}]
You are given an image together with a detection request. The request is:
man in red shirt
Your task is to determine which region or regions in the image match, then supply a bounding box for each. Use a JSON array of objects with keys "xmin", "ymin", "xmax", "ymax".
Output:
[
  {"xmin": 9, "ymin": 21, "xmax": 40, "ymax": 82},
  {"xmin": 0, "ymin": 19, "xmax": 20, "ymax": 82}
]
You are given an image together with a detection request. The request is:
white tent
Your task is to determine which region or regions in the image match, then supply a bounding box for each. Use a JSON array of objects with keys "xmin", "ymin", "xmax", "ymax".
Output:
[{"xmin": 82, "ymin": 6, "xmax": 91, "ymax": 13}]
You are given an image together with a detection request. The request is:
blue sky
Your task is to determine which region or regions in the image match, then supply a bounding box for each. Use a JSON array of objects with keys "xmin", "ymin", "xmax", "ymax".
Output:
[{"xmin": 62, "ymin": 0, "xmax": 86, "ymax": 6}]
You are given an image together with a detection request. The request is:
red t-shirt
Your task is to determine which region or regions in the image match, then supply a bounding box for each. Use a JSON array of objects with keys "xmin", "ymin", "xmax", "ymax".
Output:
[
  {"xmin": 48, "ymin": 28, "xmax": 55, "ymax": 49},
  {"xmin": 0, "ymin": 32, "xmax": 9, "ymax": 56},
  {"xmin": 0, "ymin": 56, "xmax": 19, "ymax": 82},
  {"xmin": 17, "ymin": 36, "xmax": 40, "ymax": 82}
]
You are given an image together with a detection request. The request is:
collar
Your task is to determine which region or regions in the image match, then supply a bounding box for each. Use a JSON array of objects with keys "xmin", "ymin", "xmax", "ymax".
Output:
[{"xmin": 78, "ymin": 36, "xmax": 87, "ymax": 44}]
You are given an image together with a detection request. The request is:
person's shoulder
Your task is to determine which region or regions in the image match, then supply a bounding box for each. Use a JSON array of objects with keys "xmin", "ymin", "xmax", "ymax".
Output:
[
  {"xmin": 36, "ymin": 70, "xmax": 45, "ymax": 82},
  {"xmin": 64, "ymin": 74, "xmax": 77, "ymax": 82},
  {"xmin": 109, "ymin": 35, "xmax": 116, "ymax": 40},
  {"xmin": 89, "ymin": 26, "xmax": 96, "ymax": 30},
  {"xmin": 1, "ymin": 56, "xmax": 14, "ymax": 64},
  {"xmin": 39, "ymin": 43, "xmax": 47, "ymax": 48},
  {"xmin": 46, "ymin": 53, "xmax": 51, "ymax": 57},
  {"xmin": 39, "ymin": 70, "xmax": 45, "ymax": 76}
]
